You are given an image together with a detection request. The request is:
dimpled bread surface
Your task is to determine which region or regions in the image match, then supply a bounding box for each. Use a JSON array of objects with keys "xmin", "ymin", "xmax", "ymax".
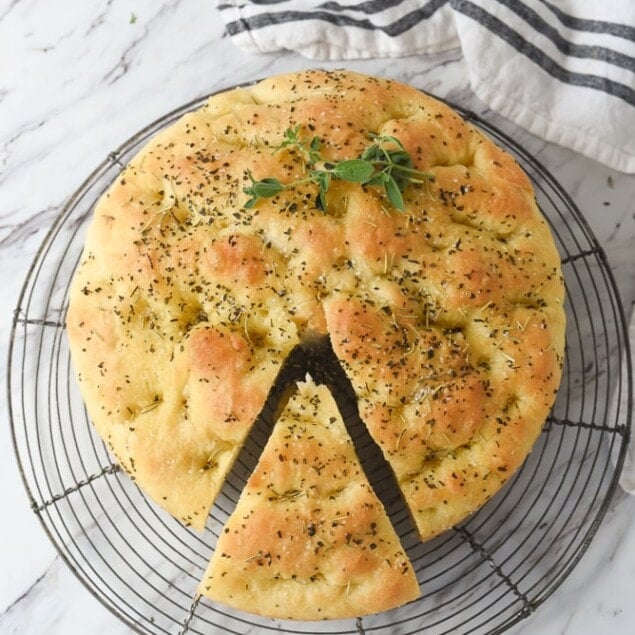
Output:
[
  {"xmin": 199, "ymin": 377, "xmax": 420, "ymax": 619},
  {"xmin": 66, "ymin": 69, "xmax": 565, "ymax": 541}
]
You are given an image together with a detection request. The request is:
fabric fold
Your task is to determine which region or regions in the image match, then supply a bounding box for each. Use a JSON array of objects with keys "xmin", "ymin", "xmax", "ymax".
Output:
[{"xmin": 215, "ymin": 0, "xmax": 635, "ymax": 173}]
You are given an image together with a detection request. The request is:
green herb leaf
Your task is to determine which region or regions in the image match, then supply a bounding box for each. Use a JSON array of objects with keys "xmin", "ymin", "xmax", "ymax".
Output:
[
  {"xmin": 372, "ymin": 134, "xmax": 405, "ymax": 150},
  {"xmin": 243, "ymin": 172, "xmax": 286, "ymax": 207},
  {"xmin": 384, "ymin": 176, "xmax": 405, "ymax": 210},
  {"xmin": 387, "ymin": 150, "xmax": 413, "ymax": 190},
  {"xmin": 367, "ymin": 172, "xmax": 390, "ymax": 187},
  {"xmin": 311, "ymin": 171, "xmax": 331, "ymax": 211},
  {"xmin": 386, "ymin": 149, "xmax": 412, "ymax": 169},
  {"xmin": 244, "ymin": 177, "xmax": 285, "ymax": 199},
  {"xmin": 330, "ymin": 159, "xmax": 376, "ymax": 183},
  {"xmin": 360, "ymin": 144, "xmax": 383, "ymax": 163},
  {"xmin": 274, "ymin": 125, "xmax": 301, "ymax": 153},
  {"xmin": 309, "ymin": 136, "xmax": 322, "ymax": 160}
]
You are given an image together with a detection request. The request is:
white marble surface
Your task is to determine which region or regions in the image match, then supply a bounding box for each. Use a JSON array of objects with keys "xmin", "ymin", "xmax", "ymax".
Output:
[{"xmin": 1, "ymin": 1, "xmax": 633, "ymax": 634}]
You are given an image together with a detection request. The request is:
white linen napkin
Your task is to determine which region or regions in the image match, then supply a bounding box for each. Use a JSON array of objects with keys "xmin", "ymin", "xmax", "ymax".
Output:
[{"xmin": 215, "ymin": 0, "xmax": 635, "ymax": 173}]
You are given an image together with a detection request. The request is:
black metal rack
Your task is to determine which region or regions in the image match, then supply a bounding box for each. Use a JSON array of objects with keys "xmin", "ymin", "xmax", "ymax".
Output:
[{"xmin": 8, "ymin": 91, "xmax": 632, "ymax": 635}]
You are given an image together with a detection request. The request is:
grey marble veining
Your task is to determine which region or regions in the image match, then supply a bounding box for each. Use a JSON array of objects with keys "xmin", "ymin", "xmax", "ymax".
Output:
[{"xmin": 1, "ymin": 1, "xmax": 633, "ymax": 634}]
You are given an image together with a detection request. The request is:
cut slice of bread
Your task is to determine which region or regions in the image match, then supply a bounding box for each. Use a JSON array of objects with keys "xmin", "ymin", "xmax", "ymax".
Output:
[{"xmin": 199, "ymin": 377, "xmax": 420, "ymax": 619}]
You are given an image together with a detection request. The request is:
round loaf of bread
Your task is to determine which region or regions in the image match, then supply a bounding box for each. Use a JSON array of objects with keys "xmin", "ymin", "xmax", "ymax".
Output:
[{"xmin": 67, "ymin": 69, "xmax": 565, "ymax": 540}]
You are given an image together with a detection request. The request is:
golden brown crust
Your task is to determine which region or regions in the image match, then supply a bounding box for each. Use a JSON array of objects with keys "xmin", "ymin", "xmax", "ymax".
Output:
[
  {"xmin": 67, "ymin": 69, "xmax": 565, "ymax": 543},
  {"xmin": 198, "ymin": 378, "xmax": 420, "ymax": 619}
]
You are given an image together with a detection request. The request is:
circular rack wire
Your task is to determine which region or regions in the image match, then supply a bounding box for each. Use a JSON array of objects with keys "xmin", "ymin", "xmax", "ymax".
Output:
[{"xmin": 8, "ymin": 87, "xmax": 632, "ymax": 635}]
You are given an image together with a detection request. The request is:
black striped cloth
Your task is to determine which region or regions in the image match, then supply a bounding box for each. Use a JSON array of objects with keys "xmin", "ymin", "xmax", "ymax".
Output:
[{"xmin": 215, "ymin": 0, "xmax": 635, "ymax": 173}]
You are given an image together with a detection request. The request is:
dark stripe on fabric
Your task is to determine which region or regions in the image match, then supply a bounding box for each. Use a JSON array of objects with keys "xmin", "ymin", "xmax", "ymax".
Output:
[
  {"xmin": 217, "ymin": 1, "xmax": 291, "ymax": 8},
  {"xmin": 217, "ymin": 3, "xmax": 254, "ymax": 40},
  {"xmin": 318, "ymin": 0, "xmax": 445, "ymax": 16},
  {"xmin": 223, "ymin": 2, "xmax": 448, "ymax": 38},
  {"xmin": 539, "ymin": 0, "xmax": 635, "ymax": 41},
  {"xmin": 451, "ymin": 0, "xmax": 635, "ymax": 106},
  {"xmin": 496, "ymin": 0, "xmax": 635, "ymax": 71},
  {"xmin": 221, "ymin": 0, "xmax": 433, "ymax": 12},
  {"xmin": 217, "ymin": 3, "xmax": 254, "ymax": 10}
]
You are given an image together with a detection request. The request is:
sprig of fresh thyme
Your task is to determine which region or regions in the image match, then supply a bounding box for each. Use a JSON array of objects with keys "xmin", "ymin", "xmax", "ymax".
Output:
[{"xmin": 243, "ymin": 125, "xmax": 434, "ymax": 212}]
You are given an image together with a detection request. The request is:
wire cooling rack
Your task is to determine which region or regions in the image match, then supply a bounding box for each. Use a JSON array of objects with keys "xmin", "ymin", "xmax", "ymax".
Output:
[{"xmin": 8, "ymin": 89, "xmax": 632, "ymax": 635}]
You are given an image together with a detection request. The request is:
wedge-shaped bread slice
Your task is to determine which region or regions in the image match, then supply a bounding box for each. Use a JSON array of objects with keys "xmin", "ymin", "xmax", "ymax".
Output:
[{"xmin": 199, "ymin": 377, "xmax": 420, "ymax": 619}]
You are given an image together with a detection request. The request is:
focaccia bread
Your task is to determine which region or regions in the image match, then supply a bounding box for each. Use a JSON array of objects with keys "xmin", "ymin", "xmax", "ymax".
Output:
[
  {"xmin": 199, "ymin": 377, "xmax": 420, "ymax": 619},
  {"xmin": 67, "ymin": 68, "xmax": 565, "ymax": 546}
]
